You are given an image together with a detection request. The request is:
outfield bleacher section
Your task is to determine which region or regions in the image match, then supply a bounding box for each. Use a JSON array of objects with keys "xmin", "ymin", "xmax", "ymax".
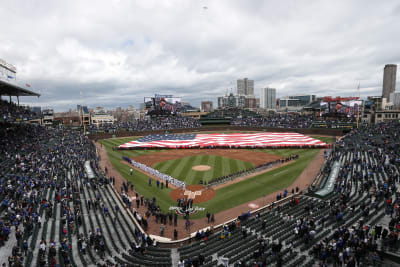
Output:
[
  {"xmin": 230, "ymin": 113, "xmax": 313, "ymax": 129},
  {"xmin": 87, "ymin": 116, "xmax": 201, "ymax": 135}
]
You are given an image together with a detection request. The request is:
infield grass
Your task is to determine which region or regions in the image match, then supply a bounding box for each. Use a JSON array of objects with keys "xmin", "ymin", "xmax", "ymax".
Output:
[{"xmin": 153, "ymin": 155, "xmax": 253, "ymax": 184}]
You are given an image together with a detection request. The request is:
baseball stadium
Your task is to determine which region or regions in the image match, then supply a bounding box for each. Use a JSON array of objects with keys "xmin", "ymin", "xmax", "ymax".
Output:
[
  {"xmin": 4, "ymin": 1, "xmax": 400, "ymax": 266},
  {"xmin": 2, "ymin": 76, "xmax": 400, "ymax": 267}
]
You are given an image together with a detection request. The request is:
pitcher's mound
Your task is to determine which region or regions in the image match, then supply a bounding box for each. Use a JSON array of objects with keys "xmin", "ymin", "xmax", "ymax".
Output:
[{"xmin": 192, "ymin": 165, "xmax": 212, "ymax": 171}]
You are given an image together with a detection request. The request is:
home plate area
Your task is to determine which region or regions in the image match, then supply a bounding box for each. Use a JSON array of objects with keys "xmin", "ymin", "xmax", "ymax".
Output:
[
  {"xmin": 169, "ymin": 185, "xmax": 215, "ymax": 215},
  {"xmin": 170, "ymin": 185, "xmax": 216, "ymax": 203},
  {"xmin": 184, "ymin": 190, "xmax": 202, "ymax": 199}
]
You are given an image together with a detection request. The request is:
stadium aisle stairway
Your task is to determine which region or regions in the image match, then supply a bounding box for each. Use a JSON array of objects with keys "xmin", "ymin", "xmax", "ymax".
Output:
[{"xmin": 29, "ymin": 187, "xmax": 51, "ymax": 266}]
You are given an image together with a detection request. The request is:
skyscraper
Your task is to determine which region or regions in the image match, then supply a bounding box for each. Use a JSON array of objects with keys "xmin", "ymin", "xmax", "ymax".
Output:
[
  {"xmin": 201, "ymin": 101, "xmax": 213, "ymax": 112},
  {"xmin": 382, "ymin": 64, "xmax": 397, "ymax": 100},
  {"xmin": 260, "ymin": 88, "xmax": 276, "ymax": 109},
  {"xmin": 237, "ymin": 78, "xmax": 254, "ymax": 96},
  {"xmin": 237, "ymin": 79, "xmax": 245, "ymax": 95},
  {"xmin": 218, "ymin": 93, "xmax": 245, "ymax": 108}
]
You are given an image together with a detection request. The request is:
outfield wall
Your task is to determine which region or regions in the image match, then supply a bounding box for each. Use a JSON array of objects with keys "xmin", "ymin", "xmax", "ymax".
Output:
[{"xmin": 88, "ymin": 126, "xmax": 343, "ymax": 140}]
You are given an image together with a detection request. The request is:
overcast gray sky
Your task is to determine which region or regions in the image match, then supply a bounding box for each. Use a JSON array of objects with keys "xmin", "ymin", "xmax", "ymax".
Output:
[{"xmin": 1, "ymin": 0, "xmax": 399, "ymax": 111}]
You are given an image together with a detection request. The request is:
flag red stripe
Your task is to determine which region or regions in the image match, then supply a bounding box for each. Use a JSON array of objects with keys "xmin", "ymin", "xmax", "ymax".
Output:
[{"xmin": 119, "ymin": 133, "xmax": 328, "ymax": 149}]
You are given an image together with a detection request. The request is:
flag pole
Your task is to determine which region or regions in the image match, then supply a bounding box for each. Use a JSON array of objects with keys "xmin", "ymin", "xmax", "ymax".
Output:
[
  {"xmin": 356, "ymin": 83, "xmax": 360, "ymax": 129},
  {"xmin": 80, "ymin": 91, "xmax": 86, "ymax": 135}
]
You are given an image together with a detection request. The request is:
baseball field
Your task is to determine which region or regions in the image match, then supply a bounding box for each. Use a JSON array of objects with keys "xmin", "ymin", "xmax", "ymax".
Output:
[{"xmin": 99, "ymin": 135, "xmax": 334, "ymax": 219}]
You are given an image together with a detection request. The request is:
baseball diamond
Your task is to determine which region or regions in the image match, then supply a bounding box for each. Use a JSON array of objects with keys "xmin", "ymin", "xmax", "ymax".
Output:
[{"xmin": 99, "ymin": 134, "xmax": 334, "ymax": 220}]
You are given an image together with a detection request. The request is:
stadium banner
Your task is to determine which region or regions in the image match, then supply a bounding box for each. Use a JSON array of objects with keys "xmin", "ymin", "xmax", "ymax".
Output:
[
  {"xmin": 314, "ymin": 161, "xmax": 340, "ymax": 197},
  {"xmin": 118, "ymin": 132, "xmax": 328, "ymax": 149}
]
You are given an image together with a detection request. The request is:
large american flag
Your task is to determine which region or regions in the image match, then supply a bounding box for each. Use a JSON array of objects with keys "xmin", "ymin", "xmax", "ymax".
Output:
[{"xmin": 118, "ymin": 133, "xmax": 328, "ymax": 149}]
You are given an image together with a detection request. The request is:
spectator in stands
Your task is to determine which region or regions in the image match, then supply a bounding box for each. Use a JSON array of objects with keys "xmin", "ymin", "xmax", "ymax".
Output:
[
  {"xmin": 2, "ymin": 114, "xmax": 400, "ymax": 267},
  {"xmin": 87, "ymin": 115, "xmax": 202, "ymax": 134}
]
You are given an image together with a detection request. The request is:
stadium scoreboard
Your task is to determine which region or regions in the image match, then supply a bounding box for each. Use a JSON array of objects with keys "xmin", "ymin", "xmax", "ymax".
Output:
[{"xmin": 144, "ymin": 94, "xmax": 182, "ymax": 116}]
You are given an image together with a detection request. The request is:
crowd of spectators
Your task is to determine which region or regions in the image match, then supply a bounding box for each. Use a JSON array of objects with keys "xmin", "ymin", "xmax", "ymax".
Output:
[
  {"xmin": 0, "ymin": 122, "xmax": 114, "ymax": 266},
  {"xmin": 202, "ymin": 108, "xmax": 261, "ymax": 119},
  {"xmin": 230, "ymin": 113, "xmax": 314, "ymax": 128},
  {"xmin": 289, "ymin": 122, "xmax": 400, "ymax": 265},
  {"xmin": 87, "ymin": 115, "xmax": 201, "ymax": 133},
  {"xmin": 0, "ymin": 100, "xmax": 39, "ymax": 122},
  {"xmin": 230, "ymin": 113, "xmax": 359, "ymax": 129},
  {"xmin": 1, "ymin": 112, "xmax": 400, "ymax": 266},
  {"xmin": 86, "ymin": 107, "xmax": 361, "ymax": 136}
]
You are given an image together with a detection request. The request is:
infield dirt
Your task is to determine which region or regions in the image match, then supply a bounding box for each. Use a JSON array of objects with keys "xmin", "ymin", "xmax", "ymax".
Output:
[
  {"xmin": 192, "ymin": 165, "xmax": 212, "ymax": 171},
  {"xmin": 170, "ymin": 185, "xmax": 216, "ymax": 203}
]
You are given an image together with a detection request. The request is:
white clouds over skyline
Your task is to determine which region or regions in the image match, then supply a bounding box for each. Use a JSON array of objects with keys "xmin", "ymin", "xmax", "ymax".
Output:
[{"xmin": 1, "ymin": 0, "xmax": 399, "ymax": 110}]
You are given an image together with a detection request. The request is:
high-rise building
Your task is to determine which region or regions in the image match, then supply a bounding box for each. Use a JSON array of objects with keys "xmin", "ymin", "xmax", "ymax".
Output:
[
  {"xmin": 245, "ymin": 97, "xmax": 257, "ymax": 109},
  {"xmin": 237, "ymin": 78, "xmax": 254, "ymax": 96},
  {"xmin": 382, "ymin": 64, "xmax": 397, "ymax": 100},
  {"xmin": 237, "ymin": 79, "xmax": 245, "ymax": 95},
  {"xmin": 218, "ymin": 93, "xmax": 245, "ymax": 108},
  {"xmin": 260, "ymin": 88, "xmax": 276, "ymax": 109},
  {"xmin": 246, "ymin": 79, "xmax": 254, "ymax": 96},
  {"xmin": 201, "ymin": 101, "xmax": 213, "ymax": 112},
  {"xmin": 390, "ymin": 92, "xmax": 400, "ymax": 108}
]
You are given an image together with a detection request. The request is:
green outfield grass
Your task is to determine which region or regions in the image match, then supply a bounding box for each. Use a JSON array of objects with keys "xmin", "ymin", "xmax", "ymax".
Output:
[
  {"xmin": 153, "ymin": 155, "xmax": 254, "ymax": 184},
  {"xmin": 99, "ymin": 134, "xmax": 333, "ymax": 218}
]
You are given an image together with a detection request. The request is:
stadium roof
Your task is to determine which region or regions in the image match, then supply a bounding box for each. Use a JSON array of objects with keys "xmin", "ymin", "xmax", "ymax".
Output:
[{"xmin": 0, "ymin": 79, "xmax": 40, "ymax": 97}]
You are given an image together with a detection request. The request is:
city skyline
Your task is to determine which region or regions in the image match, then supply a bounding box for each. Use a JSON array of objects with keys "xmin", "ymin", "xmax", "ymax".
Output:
[{"xmin": 1, "ymin": 0, "xmax": 400, "ymax": 111}]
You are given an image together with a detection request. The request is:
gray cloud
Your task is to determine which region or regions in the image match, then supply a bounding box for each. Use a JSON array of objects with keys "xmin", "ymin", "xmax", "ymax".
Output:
[{"xmin": 0, "ymin": 0, "xmax": 399, "ymax": 111}]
